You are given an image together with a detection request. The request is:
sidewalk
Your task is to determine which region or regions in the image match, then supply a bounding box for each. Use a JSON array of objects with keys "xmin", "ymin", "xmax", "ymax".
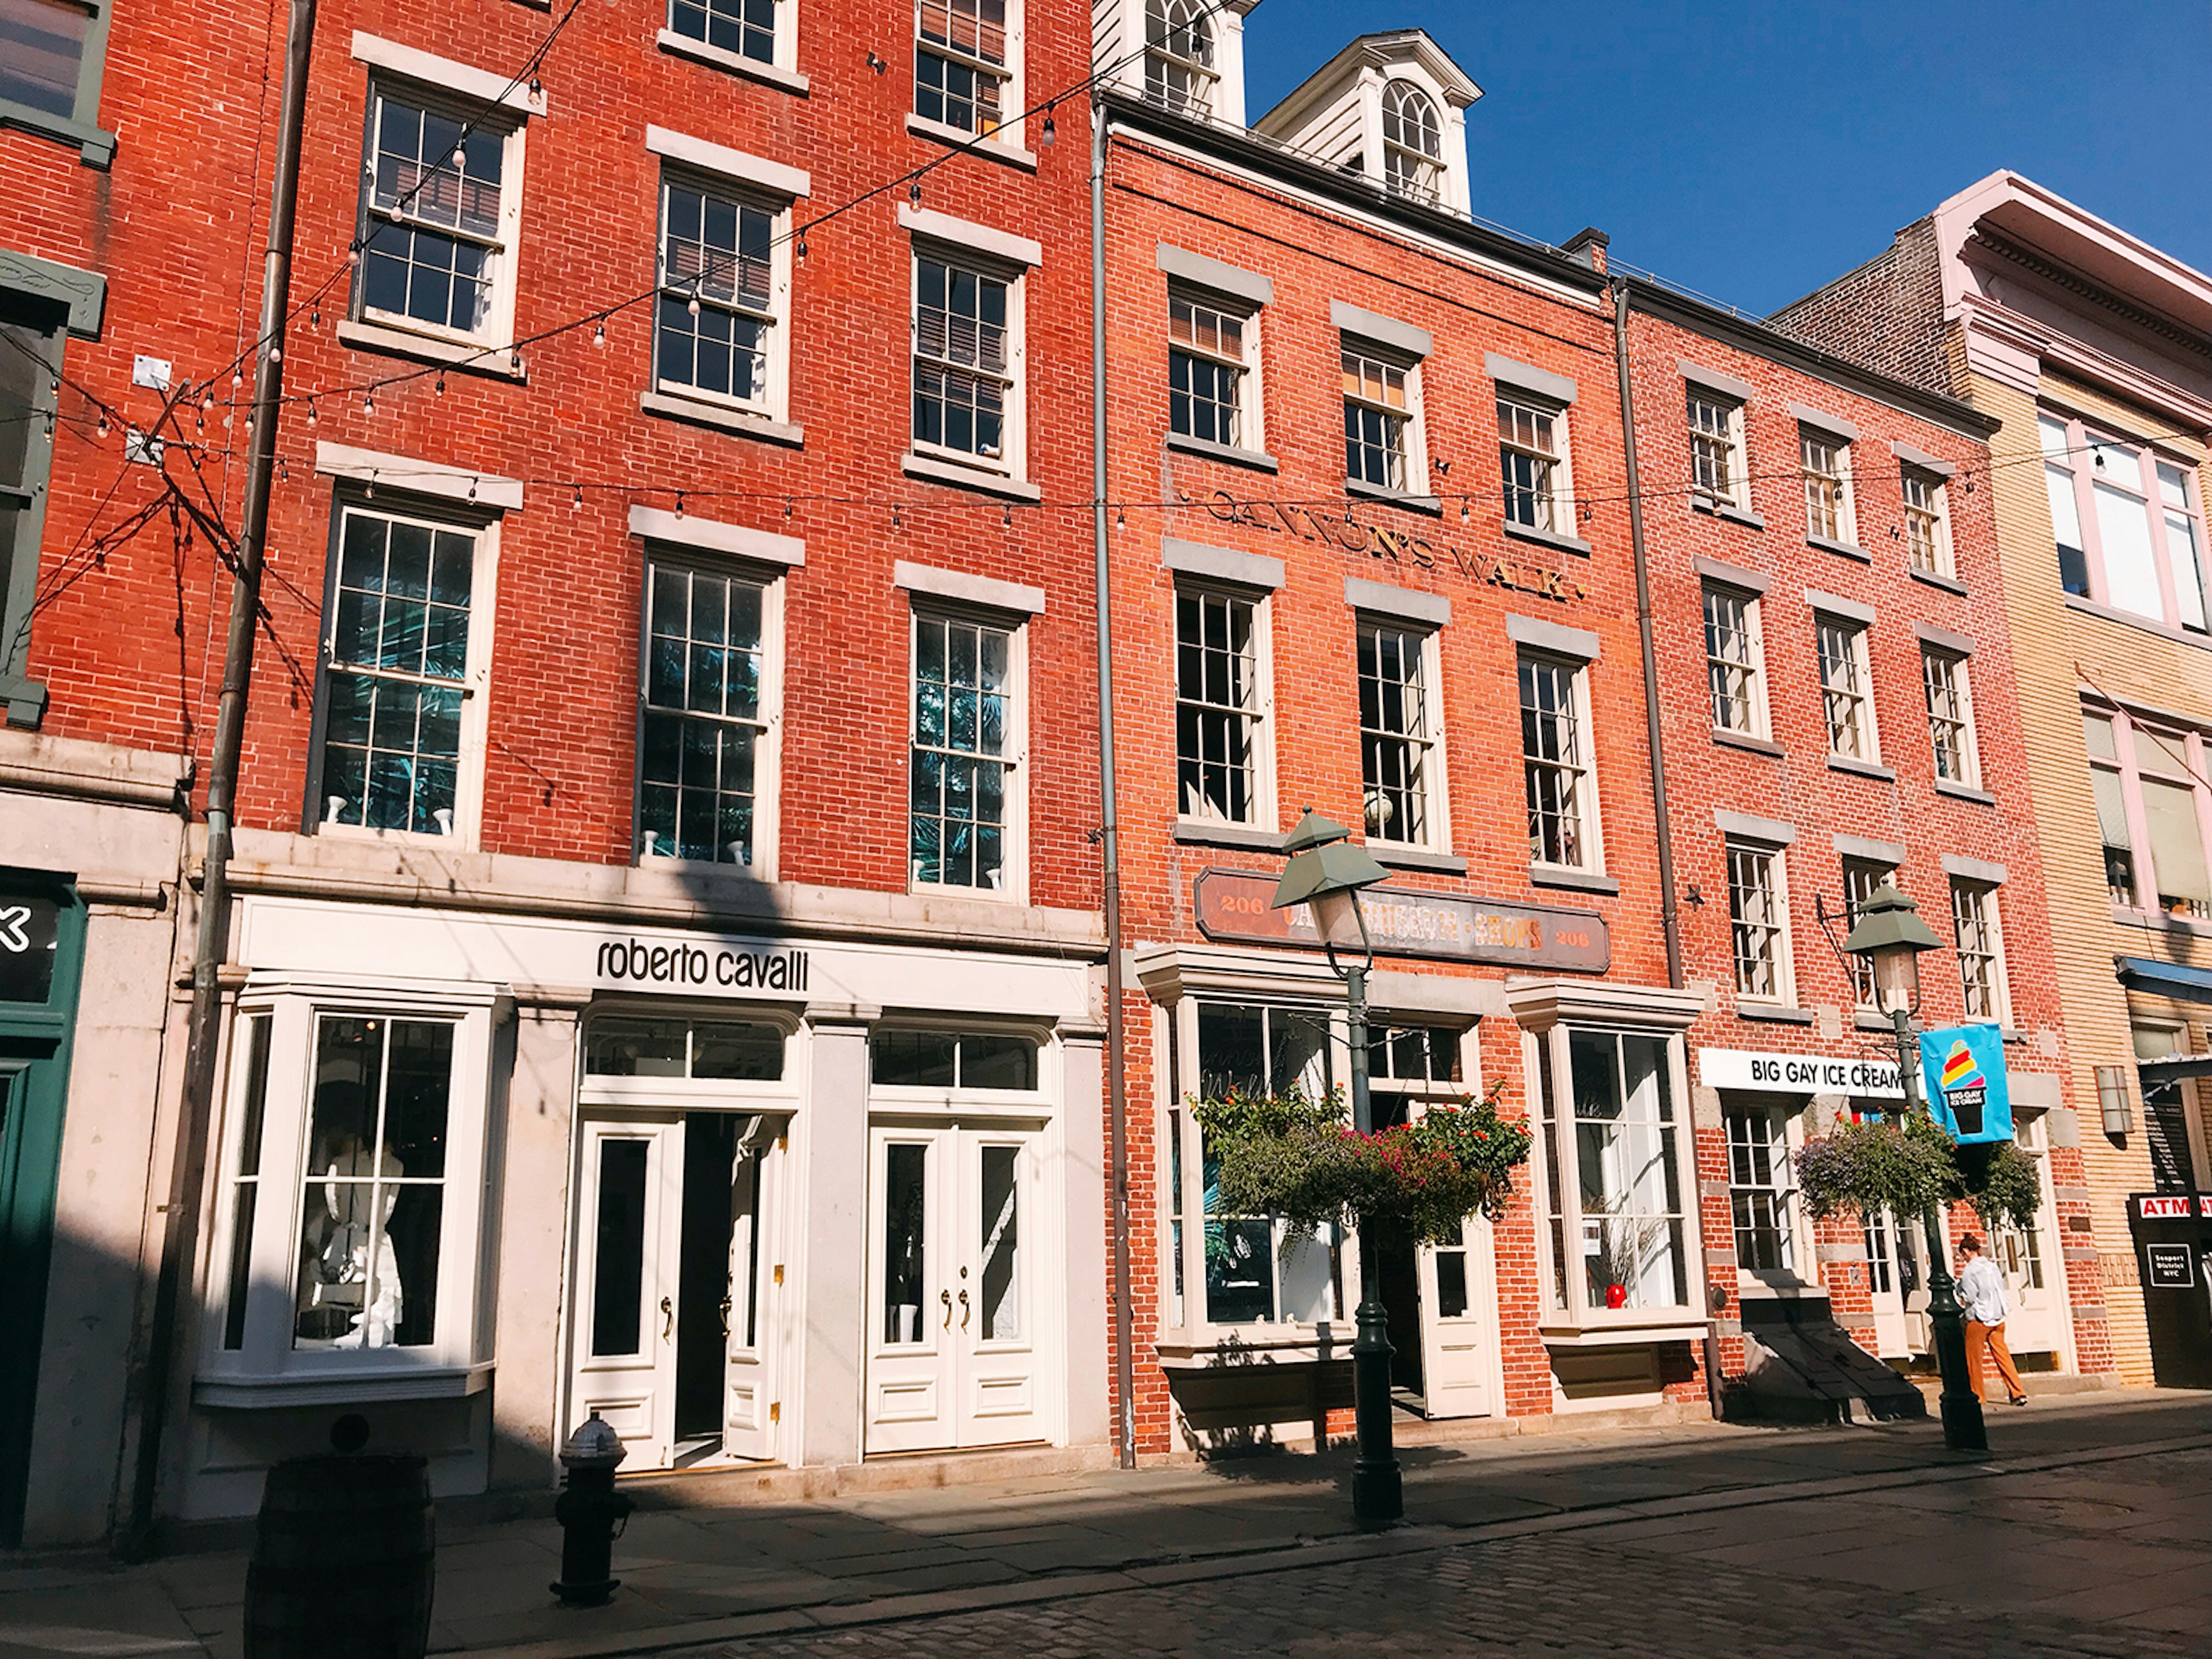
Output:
[{"xmin": 2, "ymin": 1391, "xmax": 2206, "ymax": 1659}]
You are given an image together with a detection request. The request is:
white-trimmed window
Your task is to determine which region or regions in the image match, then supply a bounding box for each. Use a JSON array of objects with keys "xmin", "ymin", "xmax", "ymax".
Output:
[
  {"xmin": 1176, "ymin": 584, "xmax": 1268, "ymax": 825},
  {"xmin": 1688, "ymin": 391, "xmax": 1745, "ymax": 509},
  {"xmin": 1724, "ymin": 1103, "xmax": 1795, "ymax": 1275},
  {"xmin": 1950, "ymin": 878, "xmax": 2008, "ymax": 1024},
  {"xmin": 1520, "ymin": 653, "xmax": 1595, "ymax": 872},
  {"xmin": 1921, "ymin": 647, "xmax": 1978, "ymax": 786},
  {"xmin": 1727, "ymin": 841, "xmax": 1791, "ymax": 1003},
  {"xmin": 2044, "ymin": 412, "xmax": 2209, "ymax": 634},
  {"xmin": 1842, "ymin": 857, "xmax": 1895, "ymax": 1008},
  {"xmin": 1901, "ymin": 465, "xmax": 1951, "ymax": 577},
  {"xmin": 1143, "ymin": 0, "xmax": 1215, "ymax": 115},
  {"xmin": 313, "ymin": 503, "xmax": 494, "ymax": 844},
  {"xmin": 355, "ymin": 86, "xmax": 522, "ymax": 347},
  {"xmin": 1185, "ymin": 1001, "xmax": 1340, "ymax": 1327},
  {"xmin": 1342, "ymin": 343, "xmax": 1416, "ymax": 492},
  {"xmin": 1816, "ymin": 615, "xmax": 1877, "ymax": 763},
  {"xmin": 1499, "ymin": 395, "xmax": 1570, "ymax": 533},
  {"xmin": 1380, "ymin": 79, "xmax": 1443, "ymax": 202},
  {"xmin": 655, "ymin": 175, "xmax": 789, "ymax": 421},
  {"xmin": 1358, "ymin": 618, "xmax": 1440, "ymax": 849},
  {"xmin": 1702, "ymin": 582, "xmax": 1766, "ymax": 737},
  {"xmin": 915, "ymin": 0, "xmax": 1012, "ymax": 138},
  {"xmin": 1532, "ymin": 1025, "xmax": 1693, "ymax": 1320},
  {"xmin": 667, "ymin": 0, "xmax": 778, "ymax": 67},
  {"xmin": 2092, "ymin": 713, "xmax": 2212, "ymax": 921},
  {"xmin": 637, "ymin": 557, "xmax": 779, "ymax": 870},
  {"xmin": 205, "ymin": 985, "xmax": 499, "ymax": 1389},
  {"xmin": 912, "ymin": 251, "xmax": 1018, "ymax": 472},
  {"xmin": 910, "ymin": 608, "xmax": 1022, "ymax": 894},
  {"xmin": 1168, "ymin": 290, "xmax": 1253, "ymax": 450},
  {"xmin": 1801, "ymin": 429, "xmax": 1854, "ymax": 545}
]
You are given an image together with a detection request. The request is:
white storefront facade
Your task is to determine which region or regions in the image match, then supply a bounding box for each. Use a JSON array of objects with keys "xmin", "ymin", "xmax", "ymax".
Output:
[{"xmin": 175, "ymin": 884, "xmax": 1109, "ymax": 1520}]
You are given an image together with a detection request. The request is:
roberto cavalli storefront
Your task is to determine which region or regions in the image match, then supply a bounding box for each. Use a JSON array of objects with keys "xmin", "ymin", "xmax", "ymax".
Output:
[{"xmin": 177, "ymin": 895, "xmax": 1105, "ymax": 1520}]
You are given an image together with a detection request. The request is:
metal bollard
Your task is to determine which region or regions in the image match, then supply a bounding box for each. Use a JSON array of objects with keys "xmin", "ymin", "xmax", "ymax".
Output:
[{"xmin": 550, "ymin": 1414, "xmax": 632, "ymax": 1607}]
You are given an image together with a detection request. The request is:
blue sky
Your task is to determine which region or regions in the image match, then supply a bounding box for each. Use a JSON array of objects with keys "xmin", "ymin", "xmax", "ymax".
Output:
[{"xmin": 1243, "ymin": 1, "xmax": 2212, "ymax": 314}]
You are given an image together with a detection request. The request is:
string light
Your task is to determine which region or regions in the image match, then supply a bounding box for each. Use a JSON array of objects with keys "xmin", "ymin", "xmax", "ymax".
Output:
[
  {"xmin": 909, "ymin": 180, "xmax": 921, "ymax": 204},
  {"xmin": 306, "ymin": 400, "xmax": 318, "ymax": 426},
  {"xmin": 1041, "ymin": 108, "xmax": 1056, "ymax": 146},
  {"xmin": 435, "ymin": 372, "xmax": 447, "ymax": 396},
  {"xmin": 675, "ymin": 491, "xmax": 684, "ymax": 518},
  {"xmin": 592, "ymin": 322, "xmax": 605, "ymax": 347},
  {"xmin": 573, "ymin": 486, "xmax": 583, "ymax": 513},
  {"xmin": 363, "ymin": 391, "xmax": 374, "ymax": 415}
]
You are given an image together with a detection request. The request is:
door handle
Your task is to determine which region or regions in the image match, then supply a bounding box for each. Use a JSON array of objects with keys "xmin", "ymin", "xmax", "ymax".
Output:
[
  {"xmin": 719, "ymin": 1294, "xmax": 733, "ymax": 1339},
  {"xmin": 660, "ymin": 1296, "xmax": 673, "ymax": 1340},
  {"xmin": 959, "ymin": 1288, "xmax": 971, "ymax": 1331},
  {"xmin": 940, "ymin": 1288, "xmax": 953, "ymax": 1328}
]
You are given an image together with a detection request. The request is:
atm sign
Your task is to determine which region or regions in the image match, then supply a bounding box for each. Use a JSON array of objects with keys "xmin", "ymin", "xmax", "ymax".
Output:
[{"xmin": 2136, "ymin": 1196, "xmax": 2193, "ymax": 1219}]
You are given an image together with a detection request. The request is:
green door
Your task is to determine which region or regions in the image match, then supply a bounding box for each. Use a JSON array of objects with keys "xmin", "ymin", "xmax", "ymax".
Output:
[{"xmin": 0, "ymin": 873, "xmax": 84, "ymax": 1547}]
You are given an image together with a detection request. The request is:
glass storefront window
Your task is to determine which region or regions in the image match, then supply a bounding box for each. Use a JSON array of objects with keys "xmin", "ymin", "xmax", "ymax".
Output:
[
  {"xmin": 872, "ymin": 1029, "xmax": 1038, "ymax": 1090},
  {"xmin": 587, "ymin": 1016, "xmax": 785, "ymax": 1081}
]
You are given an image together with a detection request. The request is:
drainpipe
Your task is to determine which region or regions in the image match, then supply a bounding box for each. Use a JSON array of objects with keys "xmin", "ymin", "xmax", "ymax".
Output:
[
  {"xmin": 1613, "ymin": 276, "xmax": 1717, "ymax": 1416},
  {"xmin": 123, "ymin": 0, "xmax": 320, "ymax": 1556},
  {"xmin": 1092, "ymin": 96, "xmax": 1135, "ymax": 1468}
]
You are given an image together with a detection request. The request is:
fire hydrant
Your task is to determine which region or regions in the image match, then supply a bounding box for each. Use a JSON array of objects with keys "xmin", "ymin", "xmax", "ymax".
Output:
[{"xmin": 550, "ymin": 1413, "xmax": 632, "ymax": 1607}]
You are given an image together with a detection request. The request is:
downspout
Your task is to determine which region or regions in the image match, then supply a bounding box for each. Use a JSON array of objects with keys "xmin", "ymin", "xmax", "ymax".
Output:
[
  {"xmin": 1092, "ymin": 96, "xmax": 1135, "ymax": 1468},
  {"xmin": 1613, "ymin": 276, "xmax": 1715, "ymax": 1415}
]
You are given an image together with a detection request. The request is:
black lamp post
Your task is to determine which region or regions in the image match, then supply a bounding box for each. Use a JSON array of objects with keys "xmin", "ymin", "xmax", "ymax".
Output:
[
  {"xmin": 1840, "ymin": 882, "xmax": 1988, "ymax": 1454},
  {"xmin": 1270, "ymin": 808, "xmax": 1401, "ymax": 1525}
]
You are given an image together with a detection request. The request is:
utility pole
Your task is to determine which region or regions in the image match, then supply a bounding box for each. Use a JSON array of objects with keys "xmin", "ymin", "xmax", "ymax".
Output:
[{"xmin": 123, "ymin": 0, "xmax": 319, "ymax": 1558}]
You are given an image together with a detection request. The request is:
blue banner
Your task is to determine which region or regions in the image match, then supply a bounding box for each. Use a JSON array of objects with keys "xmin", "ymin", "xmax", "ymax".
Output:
[{"xmin": 1919, "ymin": 1023, "xmax": 2012, "ymax": 1144}]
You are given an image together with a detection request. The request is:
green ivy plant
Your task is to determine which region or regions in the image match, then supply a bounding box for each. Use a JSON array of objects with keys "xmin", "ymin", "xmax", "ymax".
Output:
[
  {"xmin": 1192, "ymin": 1079, "xmax": 1532, "ymax": 1247},
  {"xmin": 1794, "ymin": 1109, "xmax": 2042, "ymax": 1232}
]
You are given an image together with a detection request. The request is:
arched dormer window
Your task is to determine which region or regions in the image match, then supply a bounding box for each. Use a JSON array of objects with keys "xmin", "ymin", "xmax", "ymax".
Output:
[
  {"xmin": 1145, "ymin": 0, "xmax": 1216, "ymax": 116},
  {"xmin": 1381, "ymin": 79, "xmax": 1442, "ymax": 202}
]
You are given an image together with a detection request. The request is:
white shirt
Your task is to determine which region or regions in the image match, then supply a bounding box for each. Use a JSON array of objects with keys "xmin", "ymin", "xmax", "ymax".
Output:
[{"xmin": 1958, "ymin": 1256, "xmax": 2007, "ymax": 1325}]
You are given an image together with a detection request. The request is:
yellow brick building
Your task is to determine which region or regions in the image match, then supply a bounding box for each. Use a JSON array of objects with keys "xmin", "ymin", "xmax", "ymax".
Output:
[{"xmin": 1779, "ymin": 172, "xmax": 2212, "ymax": 1385}]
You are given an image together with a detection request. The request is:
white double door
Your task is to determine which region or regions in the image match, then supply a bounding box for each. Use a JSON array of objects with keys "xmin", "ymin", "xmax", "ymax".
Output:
[
  {"xmin": 568, "ymin": 1112, "xmax": 779, "ymax": 1471},
  {"xmin": 865, "ymin": 1122, "xmax": 1041, "ymax": 1453}
]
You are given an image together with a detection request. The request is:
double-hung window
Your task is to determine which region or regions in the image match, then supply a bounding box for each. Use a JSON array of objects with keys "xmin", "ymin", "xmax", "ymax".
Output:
[
  {"xmin": 1727, "ymin": 841, "xmax": 1791, "ymax": 1003},
  {"xmin": 1801, "ymin": 429, "xmax": 1854, "ymax": 545},
  {"xmin": 910, "ymin": 609, "xmax": 1020, "ymax": 893},
  {"xmin": 1900, "ymin": 466, "xmax": 1951, "ymax": 577},
  {"xmin": 1184, "ymin": 1002, "xmax": 1340, "ymax": 1327},
  {"xmin": 1520, "ymin": 653, "xmax": 1594, "ymax": 871},
  {"xmin": 666, "ymin": 0, "xmax": 778, "ymax": 68},
  {"xmin": 2043, "ymin": 412, "xmax": 2209, "ymax": 634},
  {"xmin": 1, "ymin": 286, "xmax": 67, "ymax": 726},
  {"xmin": 0, "ymin": 0, "xmax": 116, "ymax": 164},
  {"xmin": 1815, "ymin": 615, "xmax": 1878, "ymax": 763},
  {"xmin": 2097, "ymin": 715, "xmax": 2212, "ymax": 921},
  {"xmin": 1357, "ymin": 619, "xmax": 1439, "ymax": 849},
  {"xmin": 313, "ymin": 505, "xmax": 490, "ymax": 841},
  {"xmin": 1380, "ymin": 79, "xmax": 1444, "ymax": 202},
  {"xmin": 655, "ymin": 176, "xmax": 785, "ymax": 420},
  {"xmin": 1950, "ymin": 878, "xmax": 2008, "ymax": 1024},
  {"xmin": 1724, "ymin": 1103, "xmax": 1795, "ymax": 1275},
  {"xmin": 357, "ymin": 87, "xmax": 521, "ymax": 347},
  {"xmin": 915, "ymin": 0, "xmax": 1012, "ymax": 138},
  {"xmin": 1168, "ymin": 291, "xmax": 1251, "ymax": 450},
  {"xmin": 1531, "ymin": 1024, "xmax": 1692, "ymax": 1321},
  {"xmin": 1921, "ymin": 647, "xmax": 1978, "ymax": 786},
  {"xmin": 1342, "ymin": 344, "xmax": 1414, "ymax": 493},
  {"xmin": 1841, "ymin": 857, "xmax": 1895, "ymax": 1008},
  {"xmin": 1176, "ymin": 585, "xmax": 1267, "ymax": 825},
  {"xmin": 638, "ymin": 558, "xmax": 777, "ymax": 870},
  {"xmin": 913, "ymin": 252, "xmax": 1015, "ymax": 471},
  {"xmin": 1498, "ymin": 395, "xmax": 1569, "ymax": 533},
  {"xmin": 1143, "ymin": 0, "xmax": 1215, "ymax": 115},
  {"xmin": 1688, "ymin": 391, "xmax": 1745, "ymax": 510},
  {"xmin": 1702, "ymin": 583, "xmax": 1766, "ymax": 737}
]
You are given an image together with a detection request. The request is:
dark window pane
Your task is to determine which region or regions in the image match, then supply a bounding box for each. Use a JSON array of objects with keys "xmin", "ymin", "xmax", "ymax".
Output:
[{"xmin": 590, "ymin": 1139, "xmax": 650, "ymax": 1355}]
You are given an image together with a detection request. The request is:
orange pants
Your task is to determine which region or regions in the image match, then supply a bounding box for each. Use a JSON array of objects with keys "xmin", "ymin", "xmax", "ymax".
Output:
[{"xmin": 1966, "ymin": 1319, "xmax": 2024, "ymax": 1403}]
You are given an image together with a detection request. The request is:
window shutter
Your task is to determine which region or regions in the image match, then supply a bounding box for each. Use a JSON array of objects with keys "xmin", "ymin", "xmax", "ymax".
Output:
[{"xmin": 2141, "ymin": 778, "xmax": 2211, "ymax": 903}]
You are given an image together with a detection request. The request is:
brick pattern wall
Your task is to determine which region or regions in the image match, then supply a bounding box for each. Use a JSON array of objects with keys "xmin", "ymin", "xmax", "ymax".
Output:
[{"xmin": 1769, "ymin": 218, "xmax": 1948, "ymax": 394}]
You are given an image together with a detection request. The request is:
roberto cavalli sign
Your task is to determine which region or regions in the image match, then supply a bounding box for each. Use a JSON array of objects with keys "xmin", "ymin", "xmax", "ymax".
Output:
[
  {"xmin": 1192, "ymin": 868, "xmax": 1609, "ymax": 973},
  {"xmin": 1698, "ymin": 1047, "xmax": 1904, "ymax": 1099},
  {"xmin": 593, "ymin": 934, "xmax": 811, "ymax": 994}
]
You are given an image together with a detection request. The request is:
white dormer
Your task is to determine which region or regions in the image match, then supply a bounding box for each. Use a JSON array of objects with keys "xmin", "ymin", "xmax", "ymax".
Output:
[
  {"xmin": 1253, "ymin": 31, "xmax": 1480, "ymax": 214},
  {"xmin": 1094, "ymin": 0, "xmax": 1263, "ymax": 126}
]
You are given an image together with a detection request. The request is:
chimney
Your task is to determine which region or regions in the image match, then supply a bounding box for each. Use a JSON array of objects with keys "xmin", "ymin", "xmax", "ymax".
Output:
[{"xmin": 1562, "ymin": 227, "xmax": 1609, "ymax": 275}]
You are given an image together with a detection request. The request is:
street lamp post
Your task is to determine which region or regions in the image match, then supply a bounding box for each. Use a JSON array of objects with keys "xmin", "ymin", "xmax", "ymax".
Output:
[
  {"xmin": 1270, "ymin": 809, "xmax": 1401, "ymax": 1525},
  {"xmin": 1840, "ymin": 882, "xmax": 1988, "ymax": 1455}
]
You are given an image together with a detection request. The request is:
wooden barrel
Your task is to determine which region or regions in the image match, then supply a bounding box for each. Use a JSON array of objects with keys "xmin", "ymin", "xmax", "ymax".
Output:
[{"xmin": 244, "ymin": 1455, "xmax": 434, "ymax": 1659}]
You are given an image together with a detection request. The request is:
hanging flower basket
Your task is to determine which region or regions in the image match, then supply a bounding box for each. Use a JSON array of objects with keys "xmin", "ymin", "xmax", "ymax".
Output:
[
  {"xmin": 1192, "ymin": 1080, "xmax": 1531, "ymax": 1247},
  {"xmin": 1794, "ymin": 1109, "xmax": 2042, "ymax": 1232}
]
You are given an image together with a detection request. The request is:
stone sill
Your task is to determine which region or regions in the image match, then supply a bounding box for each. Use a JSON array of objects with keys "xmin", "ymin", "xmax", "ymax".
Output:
[
  {"xmin": 0, "ymin": 97, "xmax": 116, "ymax": 168},
  {"xmin": 1711, "ymin": 728, "xmax": 1782, "ymax": 757},
  {"xmin": 904, "ymin": 112, "xmax": 1035, "ymax": 170},
  {"xmin": 1501, "ymin": 519, "xmax": 1593, "ymax": 558},
  {"xmin": 655, "ymin": 28, "xmax": 810, "ymax": 94},
  {"xmin": 1908, "ymin": 565, "xmax": 1968, "ymax": 597},
  {"xmin": 1806, "ymin": 535, "xmax": 1869, "ymax": 562},
  {"xmin": 338, "ymin": 319, "xmax": 528, "ymax": 381},
  {"xmin": 1172, "ymin": 818, "xmax": 1285, "ymax": 854},
  {"xmin": 1374, "ymin": 846, "xmax": 1469, "ymax": 876},
  {"xmin": 2061, "ymin": 592, "xmax": 2212, "ymax": 653},
  {"xmin": 901, "ymin": 451, "xmax": 1042, "ymax": 501},
  {"xmin": 1934, "ymin": 779, "xmax": 1997, "ymax": 805},
  {"xmin": 1165, "ymin": 430, "xmax": 1279, "ymax": 472},
  {"xmin": 1344, "ymin": 478, "xmax": 1442, "ymax": 516},
  {"xmin": 1739, "ymin": 1002, "xmax": 1817, "ymax": 1025},
  {"xmin": 1694, "ymin": 498, "xmax": 1766, "ymax": 532},
  {"xmin": 1529, "ymin": 865, "xmax": 1619, "ymax": 896},
  {"xmin": 1827, "ymin": 755, "xmax": 1896, "ymax": 783},
  {"xmin": 641, "ymin": 390, "xmax": 804, "ymax": 448}
]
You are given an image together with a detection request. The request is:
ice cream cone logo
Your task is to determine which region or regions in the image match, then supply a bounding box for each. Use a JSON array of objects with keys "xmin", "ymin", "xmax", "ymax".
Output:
[{"xmin": 1939, "ymin": 1040, "xmax": 1984, "ymax": 1093}]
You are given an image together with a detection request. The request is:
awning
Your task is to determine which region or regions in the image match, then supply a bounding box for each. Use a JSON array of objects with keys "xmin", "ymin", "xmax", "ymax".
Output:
[
  {"xmin": 2138, "ymin": 1053, "xmax": 2212, "ymax": 1083},
  {"xmin": 2116, "ymin": 955, "xmax": 2212, "ymax": 1006}
]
